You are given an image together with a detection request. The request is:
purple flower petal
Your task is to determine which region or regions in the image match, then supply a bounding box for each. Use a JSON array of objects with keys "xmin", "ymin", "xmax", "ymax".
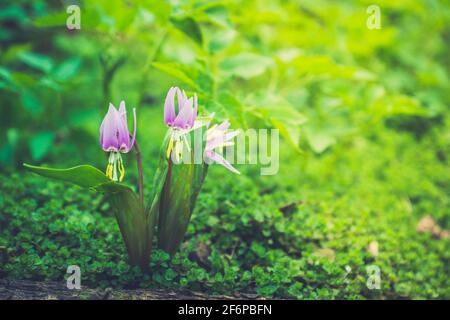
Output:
[
  {"xmin": 216, "ymin": 120, "xmax": 230, "ymax": 131},
  {"xmin": 100, "ymin": 102, "xmax": 136, "ymax": 153},
  {"xmin": 206, "ymin": 130, "xmax": 239, "ymax": 151},
  {"xmin": 164, "ymin": 87, "xmax": 198, "ymax": 130},
  {"xmin": 188, "ymin": 93, "xmax": 198, "ymax": 128},
  {"xmin": 100, "ymin": 104, "xmax": 120, "ymax": 152},
  {"xmin": 177, "ymin": 88, "xmax": 184, "ymax": 112},
  {"xmin": 206, "ymin": 150, "xmax": 240, "ymax": 174},
  {"xmin": 164, "ymin": 87, "xmax": 177, "ymax": 126},
  {"xmin": 116, "ymin": 102, "xmax": 131, "ymax": 152},
  {"xmin": 173, "ymin": 97, "xmax": 194, "ymax": 128}
]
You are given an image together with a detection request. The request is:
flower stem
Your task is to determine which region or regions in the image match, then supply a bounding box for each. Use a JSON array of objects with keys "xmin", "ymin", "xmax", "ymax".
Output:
[{"xmin": 134, "ymin": 139, "xmax": 144, "ymax": 209}]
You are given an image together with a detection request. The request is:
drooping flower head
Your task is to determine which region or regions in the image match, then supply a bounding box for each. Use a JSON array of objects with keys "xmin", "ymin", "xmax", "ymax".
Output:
[
  {"xmin": 100, "ymin": 101, "xmax": 136, "ymax": 152},
  {"xmin": 164, "ymin": 87, "xmax": 198, "ymax": 160},
  {"xmin": 100, "ymin": 101, "xmax": 136, "ymax": 181},
  {"xmin": 164, "ymin": 86, "xmax": 198, "ymax": 130},
  {"xmin": 205, "ymin": 120, "xmax": 240, "ymax": 174}
]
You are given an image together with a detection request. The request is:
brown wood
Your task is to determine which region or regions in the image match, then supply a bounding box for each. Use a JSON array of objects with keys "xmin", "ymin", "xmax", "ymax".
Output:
[{"xmin": 0, "ymin": 278, "xmax": 261, "ymax": 300}]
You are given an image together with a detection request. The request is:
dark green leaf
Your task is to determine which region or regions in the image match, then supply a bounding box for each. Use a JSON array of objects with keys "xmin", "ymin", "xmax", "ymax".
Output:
[
  {"xmin": 170, "ymin": 16, "xmax": 203, "ymax": 45},
  {"xmin": 19, "ymin": 52, "xmax": 53, "ymax": 73},
  {"xmin": 29, "ymin": 131, "xmax": 54, "ymax": 161},
  {"xmin": 23, "ymin": 163, "xmax": 130, "ymax": 192},
  {"xmin": 20, "ymin": 91, "xmax": 42, "ymax": 115},
  {"xmin": 151, "ymin": 62, "xmax": 199, "ymax": 90},
  {"xmin": 219, "ymin": 53, "xmax": 273, "ymax": 79},
  {"xmin": 156, "ymin": 128, "xmax": 208, "ymax": 256},
  {"xmin": 107, "ymin": 187, "xmax": 149, "ymax": 269},
  {"xmin": 52, "ymin": 57, "xmax": 81, "ymax": 81}
]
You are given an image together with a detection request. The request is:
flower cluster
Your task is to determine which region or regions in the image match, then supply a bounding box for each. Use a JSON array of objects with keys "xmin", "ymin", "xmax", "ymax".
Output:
[
  {"xmin": 162, "ymin": 86, "xmax": 240, "ymax": 172},
  {"xmin": 27, "ymin": 86, "xmax": 242, "ymax": 270},
  {"xmin": 100, "ymin": 86, "xmax": 240, "ymax": 180}
]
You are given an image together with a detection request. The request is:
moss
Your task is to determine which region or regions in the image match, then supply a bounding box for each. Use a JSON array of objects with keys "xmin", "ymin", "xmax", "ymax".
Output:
[{"xmin": 1, "ymin": 120, "xmax": 449, "ymax": 299}]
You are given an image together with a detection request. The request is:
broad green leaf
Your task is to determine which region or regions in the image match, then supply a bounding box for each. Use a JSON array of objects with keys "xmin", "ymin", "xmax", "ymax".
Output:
[
  {"xmin": 24, "ymin": 163, "xmax": 149, "ymax": 268},
  {"xmin": 369, "ymin": 94, "xmax": 429, "ymax": 121},
  {"xmin": 20, "ymin": 91, "xmax": 42, "ymax": 115},
  {"xmin": 170, "ymin": 16, "xmax": 203, "ymax": 45},
  {"xmin": 305, "ymin": 130, "xmax": 336, "ymax": 154},
  {"xmin": 0, "ymin": 80, "xmax": 8, "ymax": 90},
  {"xmin": 151, "ymin": 62, "xmax": 198, "ymax": 90},
  {"xmin": 208, "ymin": 28, "xmax": 236, "ymax": 53},
  {"xmin": 157, "ymin": 128, "xmax": 208, "ymax": 255},
  {"xmin": 107, "ymin": 187, "xmax": 149, "ymax": 269},
  {"xmin": 145, "ymin": 132, "xmax": 171, "ymax": 253},
  {"xmin": 219, "ymin": 53, "xmax": 273, "ymax": 79},
  {"xmin": 217, "ymin": 91, "xmax": 248, "ymax": 128},
  {"xmin": 12, "ymin": 72, "xmax": 37, "ymax": 87},
  {"xmin": 0, "ymin": 5, "xmax": 27, "ymax": 22},
  {"xmin": 146, "ymin": 131, "xmax": 171, "ymax": 216},
  {"xmin": 29, "ymin": 131, "xmax": 54, "ymax": 161},
  {"xmin": 23, "ymin": 163, "xmax": 130, "ymax": 193},
  {"xmin": 32, "ymin": 12, "xmax": 67, "ymax": 27},
  {"xmin": 0, "ymin": 129, "xmax": 18, "ymax": 166},
  {"xmin": 253, "ymin": 95, "xmax": 307, "ymax": 152},
  {"xmin": 19, "ymin": 52, "xmax": 53, "ymax": 73},
  {"xmin": 202, "ymin": 5, "xmax": 231, "ymax": 28},
  {"xmin": 0, "ymin": 67, "xmax": 12, "ymax": 82},
  {"xmin": 271, "ymin": 118, "xmax": 302, "ymax": 153},
  {"xmin": 52, "ymin": 57, "xmax": 81, "ymax": 81}
]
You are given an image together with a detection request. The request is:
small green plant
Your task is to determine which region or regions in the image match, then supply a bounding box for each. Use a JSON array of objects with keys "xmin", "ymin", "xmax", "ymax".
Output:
[{"xmin": 24, "ymin": 87, "xmax": 240, "ymax": 270}]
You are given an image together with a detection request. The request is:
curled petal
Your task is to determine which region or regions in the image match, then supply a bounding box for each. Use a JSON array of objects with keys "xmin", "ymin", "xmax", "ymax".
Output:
[
  {"xmin": 188, "ymin": 93, "xmax": 198, "ymax": 128},
  {"xmin": 164, "ymin": 87, "xmax": 177, "ymax": 126},
  {"xmin": 116, "ymin": 103, "xmax": 131, "ymax": 152},
  {"xmin": 117, "ymin": 101, "xmax": 132, "ymax": 151},
  {"xmin": 100, "ymin": 104, "xmax": 120, "ymax": 152},
  {"xmin": 100, "ymin": 102, "xmax": 136, "ymax": 153},
  {"xmin": 173, "ymin": 97, "xmax": 194, "ymax": 128},
  {"xmin": 177, "ymin": 88, "xmax": 184, "ymax": 112},
  {"xmin": 216, "ymin": 120, "xmax": 230, "ymax": 131},
  {"xmin": 206, "ymin": 130, "xmax": 239, "ymax": 151},
  {"xmin": 119, "ymin": 100, "xmax": 127, "ymax": 124},
  {"xmin": 206, "ymin": 150, "xmax": 240, "ymax": 174},
  {"xmin": 129, "ymin": 108, "xmax": 137, "ymax": 151},
  {"xmin": 165, "ymin": 87, "xmax": 198, "ymax": 130}
]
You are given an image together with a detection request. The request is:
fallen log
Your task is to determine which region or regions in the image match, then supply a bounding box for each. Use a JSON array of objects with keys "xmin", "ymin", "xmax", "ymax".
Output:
[{"xmin": 0, "ymin": 278, "xmax": 261, "ymax": 300}]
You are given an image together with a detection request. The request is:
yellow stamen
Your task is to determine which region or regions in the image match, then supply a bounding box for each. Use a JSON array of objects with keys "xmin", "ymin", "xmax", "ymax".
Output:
[
  {"xmin": 166, "ymin": 137, "xmax": 174, "ymax": 159},
  {"xmin": 118, "ymin": 159, "xmax": 125, "ymax": 182},
  {"xmin": 105, "ymin": 163, "xmax": 113, "ymax": 180}
]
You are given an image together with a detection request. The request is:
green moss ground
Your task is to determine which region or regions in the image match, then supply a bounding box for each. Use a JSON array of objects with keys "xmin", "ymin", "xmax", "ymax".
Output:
[{"xmin": 1, "ymin": 117, "xmax": 448, "ymax": 299}]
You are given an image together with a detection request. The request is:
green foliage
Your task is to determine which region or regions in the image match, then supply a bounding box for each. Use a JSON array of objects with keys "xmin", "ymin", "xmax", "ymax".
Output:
[
  {"xmin": 1, "ymin": 0, "xmax": 449, "ymax": 299},
  {"xmin": 157, "ymin": 129, "xmax": 208, "ymax": 256},
  {"xmin": 24, "ymin": 163, "xmax": 152, "ymax": 269},
  {"xmin": 23, "ymin": 163, "xmax": 131, "ymax": 192},
  {"xmin": 1, "ymin": 120, "xmax": 449, "ymax": 298}
]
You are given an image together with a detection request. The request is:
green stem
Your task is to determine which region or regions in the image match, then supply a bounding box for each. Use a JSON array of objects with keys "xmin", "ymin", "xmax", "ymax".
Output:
[
  {"xmin": 138, "ymin": 28, "xmax": 169, "ymax": 105},
  {"xmin": 134, "ymin": 140, "xmax": 144, "ymax": 210}
]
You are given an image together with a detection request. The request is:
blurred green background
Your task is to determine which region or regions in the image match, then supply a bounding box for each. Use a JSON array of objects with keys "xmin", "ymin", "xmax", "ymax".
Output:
[{"xmin": 0, "ymin": 0, "xmax": 449, "ymax": 299}]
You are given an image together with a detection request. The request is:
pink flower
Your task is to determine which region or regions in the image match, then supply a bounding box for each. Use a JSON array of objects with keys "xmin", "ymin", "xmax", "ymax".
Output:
[
  {"xmin": 164, "ymin": 87, "xmax": 197, "ymax": 130},
  {"xmin": 205, "ymin": 120, "xmax": 240, "ymax": 174},
  {"xmin": 100, "ymin": 101, "xmax": 136, "ymax": 152},
  {"xmin": 99, "ymin": 101, "xmax": 136, "ymax": 181}
]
